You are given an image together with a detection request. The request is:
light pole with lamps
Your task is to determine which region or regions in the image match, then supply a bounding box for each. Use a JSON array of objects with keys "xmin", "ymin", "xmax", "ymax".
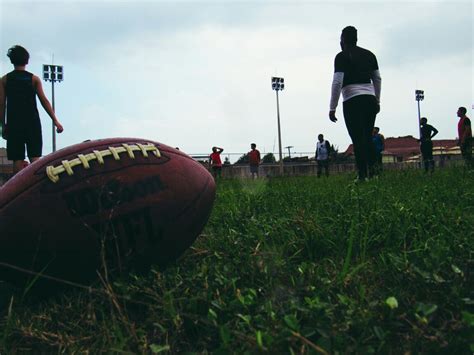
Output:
[
  {"xmin": 271, "ymin": 76, "xmax": 285, "ymax": 174},
  {"xmin": 415, "ymin": 89, "xmax": 424, "ymax": 139},
  {"xmin": 285, "ymin": 145, "xmax": 294, "ymax": 160},
  {"xmin": 43, "ymin": 64, "xmax": 64, "ymax": 152}
]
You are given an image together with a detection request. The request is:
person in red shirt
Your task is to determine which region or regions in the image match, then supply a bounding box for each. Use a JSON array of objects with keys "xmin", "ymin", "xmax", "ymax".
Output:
[
  {"xmin": 209, "ymin": 146, "xmax": 224, "ymax": 179},
  {"xmin": 248, "ymin": 143, "xmax": 261, "ymax": 179},
  {"xmin": 457, "ymin": 106, "xmax": 472, "ymax": 168}
]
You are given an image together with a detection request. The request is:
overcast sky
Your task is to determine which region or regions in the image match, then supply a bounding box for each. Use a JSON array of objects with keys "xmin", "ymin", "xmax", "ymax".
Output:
[{"xmin": 0, "ymin": 0, "xmax": 472, "ymax": 161}]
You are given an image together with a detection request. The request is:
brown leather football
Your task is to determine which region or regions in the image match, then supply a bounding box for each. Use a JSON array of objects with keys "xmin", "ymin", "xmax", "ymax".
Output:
[{"xmin": 0, "ymin": 138, "xmax": 215, "ymax": 286}]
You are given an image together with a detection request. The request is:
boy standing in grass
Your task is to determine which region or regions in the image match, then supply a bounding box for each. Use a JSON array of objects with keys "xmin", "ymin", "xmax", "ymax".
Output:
[
  {"xmin": 372, "ymin": 127, "xmax": 385, "ymax": 174},
  {"xmin": 328, "ymin": 26, "xmax": 381, "ymax": 181},
  {"xmin": 0, "ymin": 45, "xmax": 64, "ymax": 175},
  {"xmin": 419, "ymin": 117, "xmax": 438, "ymax": 173},
  {"xmin": 456, "ymin": 106, "xmax": 472, "ymax": 168},
  {"xmin": 209, "ymin": 146, "xmax": 224, "ymax": 179},
  {"xmin": 315, "ymin": 134, "xmax": 331, "ymax": 178},
  {"xmin": 248, "ymin": 143, "xmax": 261, "ymax": 179}
]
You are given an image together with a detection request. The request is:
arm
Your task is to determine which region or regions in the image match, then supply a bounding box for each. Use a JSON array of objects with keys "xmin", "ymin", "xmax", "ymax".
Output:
[
  {"xmin": 328, "ymin": 72, "xmax": 344, "ymax": 122},
  {"xmin": 371, "ymin": 70, "xmax": 382, "ymax": 105},
  {"xmin": 430, "ymin": 126, "xmax": 439, "ymax": 139},
  {"xmin": 0, "ymin": 76, "xmax": 6, "ymax": 139},
  {"xmin": 32, "ymin": 75, "xmax": 64, "ymax": 133}
]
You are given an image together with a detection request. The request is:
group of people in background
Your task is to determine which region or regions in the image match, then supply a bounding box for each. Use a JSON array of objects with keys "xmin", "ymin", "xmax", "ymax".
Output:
[
  {"xmin": 1, "ymin": 29, "xmax": 471, "ymax": 181},
  {"xmin": 209, "ymin": 143, "xmax": 262, "ymax": 179}
]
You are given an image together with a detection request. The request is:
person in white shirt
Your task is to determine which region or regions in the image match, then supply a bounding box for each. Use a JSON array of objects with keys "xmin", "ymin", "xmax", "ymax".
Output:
[
  {"xmin": 315, "ymin": 134, "xmax": 331, "ymax": 178},
  {"xmin": 328, "ymin": 26, "xmax": 381, "ymax": 181}
]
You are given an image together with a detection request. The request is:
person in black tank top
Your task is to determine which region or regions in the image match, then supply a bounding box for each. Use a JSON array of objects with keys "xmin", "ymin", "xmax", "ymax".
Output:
[
  {"xmin": 0, "ymin": 45, "xmax": 64, "ymax": 174},
  {"xmin": 328, "ymin": 26, "xmax": 382, "ymax": 181},
  {"xmin": 419, "ymin": 117, "xmax": 438, "ymax": 173}
]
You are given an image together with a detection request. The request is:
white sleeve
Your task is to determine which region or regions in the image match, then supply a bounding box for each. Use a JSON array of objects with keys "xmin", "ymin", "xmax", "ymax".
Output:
[
  {"xmin": 371, "ymin": 69, "xmax": 381, "ymax": 104},
  {"xmin": 329, "ymin": 72, "xmax": 344, "ymax": 111}
]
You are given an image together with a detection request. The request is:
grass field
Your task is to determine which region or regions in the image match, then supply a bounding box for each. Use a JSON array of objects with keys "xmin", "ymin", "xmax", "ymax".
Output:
[{"xmin": 0, "ymin": 168, "xmax": 473, "ymax": 353}]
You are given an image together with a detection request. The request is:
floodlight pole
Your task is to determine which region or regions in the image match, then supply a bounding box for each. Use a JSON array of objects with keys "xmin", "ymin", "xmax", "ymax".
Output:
[
  {"xmin": 276, "ymin": 90, "xmax": 283, "ymax": 174},
  {"xmin": 51, "ymin": 80, "xmax": 56, "ymax": 152},
  {"xmin": 415, "ymin": 89, "xmax": 424, "ymax": 139},
  {"xmin": 43, "ymin": 63, "xmax": 63, "ymax": 153},
  {"xmin": 272, "ymin": 76, "xmax": 285, "ymax": 175}
]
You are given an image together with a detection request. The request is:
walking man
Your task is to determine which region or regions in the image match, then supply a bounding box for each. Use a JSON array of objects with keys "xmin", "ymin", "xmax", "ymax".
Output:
[
  {"xmin": 315, "ymin": 134, "xmax": 331, "ymax": 177},
  {"xmin": 419, "ymin": 117, "xmax": 438, "ymax": 173},
  {"xmin": 456, "ymin": 106, "xmax": 472, "ymax": 168},
  {"xmin": 248, "ymin": 143, "xmax": 261, "ymax": 179},
  {"xmin": 328, "ymin": 26, "xmax": 381, "ymax": 181},
  {"xmin": 0, "ymin": 45, "xmax": 64, "ymax": 174}
]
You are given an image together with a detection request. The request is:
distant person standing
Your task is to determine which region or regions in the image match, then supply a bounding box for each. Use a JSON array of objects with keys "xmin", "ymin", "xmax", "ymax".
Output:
[
  {"xmin": 419, "ymin": 117, "xmax": 438, "ymax": 173},
  {"xmin": 209, "ymin": 146, "xmax": 224, "ymax": 179},
  {"xmin": 456, "ymin": 106, "xmax": 472, "ymax": 168},
  {"xmin": 372, "ymin": 126, "xmax": 385, "ymax": 174},
  {"xmin": 328, "ymin": 26, "xmax": 381, "ymax": 181},
  {"xmin": 315, "ymin": 134, "xmax": 331, "ymax": 177},
  {"xmin": 0, "ymin": 45, "xmax": 64, "ymax": 175},
  {"xmin": 248, "ymin": 143, "xmax": 261, "ymax": 179}
]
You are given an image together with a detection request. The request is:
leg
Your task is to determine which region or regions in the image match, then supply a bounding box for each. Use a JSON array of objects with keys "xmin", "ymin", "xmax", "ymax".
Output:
[
  {"xmin": 421, "ymin": 143, "xmax": 428, "ymax": 172},
  {"xmin": 7, "ymin": 132, "xmax": 27, "ymax": 176},
  {"xmin": 462, "ymin": 139, "xmax": 473, "ymax": 168},
  {"xmin": 324, "ymin": 160, "xmax": 329, "ymax": 177},
  {"xmin": 317, "ymin": 160, "xmax": 322, "ymax": 178},
  {"xmin": 428, "ymin": 142, "xmax": 434, "ymax": 172},
  {"xmin": 13, "ymin": 160, "xmax": 25, "ymax": 174},
  {"xmin": 343, "ymin": 96, "xmax": 377, "ymax": 180}
]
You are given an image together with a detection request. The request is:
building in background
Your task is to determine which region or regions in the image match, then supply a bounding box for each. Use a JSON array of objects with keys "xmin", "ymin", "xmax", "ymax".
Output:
[{"xmin": 344, "ymin": 136, "xmax": 461, "ymax": 164}]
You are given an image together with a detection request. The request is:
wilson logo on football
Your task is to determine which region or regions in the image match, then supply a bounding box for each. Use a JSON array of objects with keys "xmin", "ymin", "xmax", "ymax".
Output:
[{"xmin": 46, "ymin": 143, "xmax": 161, "ymax": 183}]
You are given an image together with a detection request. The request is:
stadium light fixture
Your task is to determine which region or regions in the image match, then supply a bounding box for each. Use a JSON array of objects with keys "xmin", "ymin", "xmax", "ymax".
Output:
[
  {"xmin": 272, "ymin": 76, "xmax": 285, "ymax": 174},
  {"xmin": 415, "ymin": 89, "xmax": 424, "ymax": 139},
  {"xmin": 43, "ymin": 64, "xmax": 64, "ymax": 152}
]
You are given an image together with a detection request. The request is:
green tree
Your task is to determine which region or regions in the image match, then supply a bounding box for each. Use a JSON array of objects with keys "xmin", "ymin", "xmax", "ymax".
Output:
[
  {"xmin": 262, "ymin": 153, "xmax": 276, "ymax": 164},
  {"xmin": 235, "ymin": 153, "xmax": 249, "ymax": 164}
]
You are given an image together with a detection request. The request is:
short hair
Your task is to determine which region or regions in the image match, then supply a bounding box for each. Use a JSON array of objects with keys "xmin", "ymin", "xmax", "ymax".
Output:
[
  {"xmin": 421, "ymin": 117, "xmax": 428, "ymax": 123},
  {"xmin": 7, "ymin": 45, "xmax": 30, "ymax": 66},
  {"xmin": 341, "ymin": 26, "xmax": 357, "ymax": 45},
  {"xmin": 251, "ymin": 143, "xmax": 256, "ymax": 148},
  {"xmin": 458, "ymin": 107, "xmax": 467, "ymax": 115},
  {"xmin": 318, "ymin": 134, "xmax": 324, "ymax": 138}
]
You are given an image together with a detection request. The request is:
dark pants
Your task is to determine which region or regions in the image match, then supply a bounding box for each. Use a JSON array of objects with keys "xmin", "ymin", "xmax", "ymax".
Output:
[
  {"xmin": 420, "ymin": 141, "xmax": 434, "ymax": 172},
  {"xmin": 343, "ymin": 95, "xmax": 378, "ymax": 180},
  {"xmin": 317, "ymin": 159, "xmax": 329, "ymax": 177},
  {"xmin": 211, "ymin": 166, "xmax": 222, "ymax": 179},
  {"xmin": 461, "ymin": 138, "xmax": 473, "ymax": 168},
  {"xmin": 374, "ymin": 151, "xmax": 383, "ymax": 174}
]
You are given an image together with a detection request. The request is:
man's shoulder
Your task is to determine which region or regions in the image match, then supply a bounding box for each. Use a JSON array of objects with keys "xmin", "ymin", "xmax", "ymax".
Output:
[{"xmin": 357, "ymin": 46, "xmax": 375, "ymax": 56}]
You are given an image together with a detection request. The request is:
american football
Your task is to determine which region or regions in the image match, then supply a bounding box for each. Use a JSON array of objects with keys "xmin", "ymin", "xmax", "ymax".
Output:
[{"xmin": 0, "ymin": 138, "xmax": 216, "ymax": 285}]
